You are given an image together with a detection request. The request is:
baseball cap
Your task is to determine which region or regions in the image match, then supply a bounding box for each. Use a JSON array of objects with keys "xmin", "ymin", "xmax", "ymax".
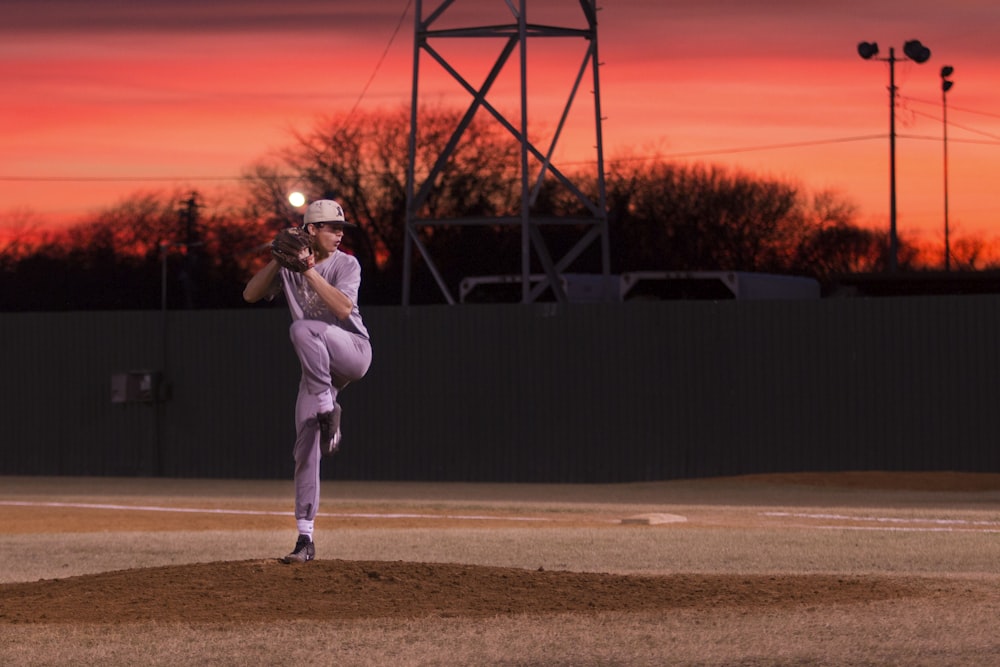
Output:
[{"xmin": 303, "ymin": 199, "xmax": 355, "ymax": 227}]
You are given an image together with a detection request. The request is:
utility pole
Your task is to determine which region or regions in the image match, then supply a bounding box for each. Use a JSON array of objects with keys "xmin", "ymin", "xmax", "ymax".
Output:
[
  {"xmin": 941, "ymin": 66, "xmax": 955, "ymax": 271},
  {"xmin": 857, "ymin": 39, "xmax": 932, "ymax": 273}
]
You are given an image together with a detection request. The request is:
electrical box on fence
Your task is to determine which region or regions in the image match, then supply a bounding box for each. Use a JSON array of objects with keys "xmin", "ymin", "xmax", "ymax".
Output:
[{"xmin": 111, "ymin": 371, "xmax": 163, "ymax": 404}]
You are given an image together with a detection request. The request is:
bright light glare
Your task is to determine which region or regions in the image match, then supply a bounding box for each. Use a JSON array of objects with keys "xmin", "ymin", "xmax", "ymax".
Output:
[{"xmin": 288, "ymin": 191, "xmax": 306, "ymax": 207}]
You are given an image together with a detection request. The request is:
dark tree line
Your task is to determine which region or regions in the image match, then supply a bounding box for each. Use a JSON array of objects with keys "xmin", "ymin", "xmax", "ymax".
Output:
[
  {"xmin": 0, "ymin": 106, "xmax": 966, "ymax": 311},
  {"xmin": 0, "ymin": 191, "xmax": 273, "ymax": 311},
  {"xmin": 604, "ymin": 161, "xmax": 890, "ymax": 277}
]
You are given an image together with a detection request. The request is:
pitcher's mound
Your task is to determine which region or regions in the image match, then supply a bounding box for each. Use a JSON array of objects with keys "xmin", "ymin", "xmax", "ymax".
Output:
[{"xmin": 0, "ymin": 559, "xmax": 937, "ymax": 625}]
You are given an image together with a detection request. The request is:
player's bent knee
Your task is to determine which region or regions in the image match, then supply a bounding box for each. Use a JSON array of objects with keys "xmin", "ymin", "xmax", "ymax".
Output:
[{"xmin": 288, "ymin": 319, "xmax": 318, "ymax": 346}]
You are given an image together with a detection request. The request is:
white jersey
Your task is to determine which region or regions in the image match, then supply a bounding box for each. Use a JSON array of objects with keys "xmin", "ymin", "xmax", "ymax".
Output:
[{"xmin": 273, "ymin": 250, "xmax": 370, "ymax": 339}]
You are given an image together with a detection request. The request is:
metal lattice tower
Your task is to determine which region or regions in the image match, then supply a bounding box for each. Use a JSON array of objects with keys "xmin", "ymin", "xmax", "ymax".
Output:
[{"xmin": 402, "ymin": 0, "xmax": 610, "ymax": 304}]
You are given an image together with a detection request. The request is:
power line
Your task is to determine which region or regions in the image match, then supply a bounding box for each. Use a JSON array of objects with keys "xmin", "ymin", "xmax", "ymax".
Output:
[
  {"xmin": 897, "ymin": 132, "xmax": 1000, "ymax": 146},
  {"xmin": 0, "ymin": 175, "xmax": 246, "ymax": 183},
  {"xmin": 907, "ymin": 108, "xmax": 1000, "ymax": 142},
  {"xmin": 342, "ymin": 0, "xmax": 414, "ymax": 124},
  {"xmin": 609, "ymin": 134, "xmax": 887, "ymax": 162},
  {"xmin": 903, "ymin": 95, "xmax": 1000, "ymax": 120},
  {"xmin": 0, "ymin": 3, "xmax": 417, "ymax": 187},
  {"xmin": 0, "ymin": 135, "xmax": 900, "ymax": 182},
  {"xmin": 3, "ymin": 125, "xmax": 996, "ymax": 185}
]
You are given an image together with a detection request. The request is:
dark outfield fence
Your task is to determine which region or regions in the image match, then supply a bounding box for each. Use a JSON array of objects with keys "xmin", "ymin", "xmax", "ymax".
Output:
[{"xmin": 2, "ymin": 297, "xmax": 999, "ymax": 482}]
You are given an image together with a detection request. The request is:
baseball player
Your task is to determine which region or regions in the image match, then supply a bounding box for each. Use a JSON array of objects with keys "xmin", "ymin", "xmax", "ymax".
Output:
[{"xmin": 243, "ymin": 199, "xmax": 372, "ymax": 564}]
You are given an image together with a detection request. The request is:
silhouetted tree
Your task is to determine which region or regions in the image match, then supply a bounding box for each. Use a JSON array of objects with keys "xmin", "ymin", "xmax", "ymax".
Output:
[
  {"xmin": 243, "ymin": 105, "xmax": 526, "ymax": 302},
  {"xmin": 603, "ymin": 157, "xmax": 890, "ymax": 283},
  {"xmin": 0, "ymin": 189, "xmax": 278, "ymax": 310},
  {"xmin": 7, "ymin": 105, "xmax": 991, "ymax": 310},
  {"xmin": 947, "ymin": 235, "xmax": 1000, "ymax": 271}
]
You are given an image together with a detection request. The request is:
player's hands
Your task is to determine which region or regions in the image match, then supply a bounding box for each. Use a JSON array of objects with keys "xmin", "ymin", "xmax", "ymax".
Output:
[{"xmin": 271, "ymin": 227, "xmax": 314, "ymax": 272}]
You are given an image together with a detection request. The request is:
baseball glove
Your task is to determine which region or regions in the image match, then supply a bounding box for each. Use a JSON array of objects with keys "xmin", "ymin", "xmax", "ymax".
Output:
[{"xmin": 271, "ymin": 227, "xmax": 314, "ymax": 272}]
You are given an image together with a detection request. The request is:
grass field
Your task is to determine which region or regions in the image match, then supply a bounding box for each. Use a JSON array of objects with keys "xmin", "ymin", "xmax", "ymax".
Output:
[{"xmin": 2, "ymin": 472, "xmax": 999, "ymax": 666}]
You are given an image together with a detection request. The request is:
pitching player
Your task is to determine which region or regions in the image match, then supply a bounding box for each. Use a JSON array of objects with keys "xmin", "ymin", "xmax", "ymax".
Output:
[{"xmin": 243, "ymin": 199, "xmax": 372, "ymax": 564}]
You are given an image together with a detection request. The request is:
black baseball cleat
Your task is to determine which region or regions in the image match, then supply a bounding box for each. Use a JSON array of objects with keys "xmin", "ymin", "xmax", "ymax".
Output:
[
  {"xmin": 318, "ymin": 403, "xmax": 342, "ymax": 457},
  {"xmin": 281, "ymin": 535, "xmax": 315, "ymax": 564}
]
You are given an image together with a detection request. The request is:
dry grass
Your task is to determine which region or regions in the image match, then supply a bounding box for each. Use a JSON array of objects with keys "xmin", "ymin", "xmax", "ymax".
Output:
[{"xmin": 5, "ymin": 601, "xmax": 1000, "ymax": 667}]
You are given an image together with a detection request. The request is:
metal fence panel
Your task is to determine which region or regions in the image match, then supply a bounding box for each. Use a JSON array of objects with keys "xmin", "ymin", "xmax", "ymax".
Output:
[{"xmin": 2, "ymin": 297, "xmax": 999, "ymax": 481}]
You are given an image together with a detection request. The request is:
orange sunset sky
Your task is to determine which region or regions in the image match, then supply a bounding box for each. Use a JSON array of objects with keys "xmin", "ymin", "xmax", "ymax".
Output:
[{"xmin": 2, "ymin": 0, "xmax": 1000, "ymax": 250}]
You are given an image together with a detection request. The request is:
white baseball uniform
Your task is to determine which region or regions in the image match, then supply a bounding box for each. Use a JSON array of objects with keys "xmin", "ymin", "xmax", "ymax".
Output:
[{"xmin": 268, "ymin": 249, "xmax": 372, "ymax": 533}]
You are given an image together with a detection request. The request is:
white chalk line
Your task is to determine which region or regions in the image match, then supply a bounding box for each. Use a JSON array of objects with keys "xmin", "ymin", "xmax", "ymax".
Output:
[
  {"xmin": 9, "ymin": 501, "xmax": 996, "ymax": 532},
  {"xmin": 762, "ymin": 511, "xmax": 1000, "ymax": 533},
  {"xmin": 816, "ymin": 526, "xmax": 1000, "ymax": 533},
  {"xmin": 0, "ymin": 500, "xmax": 554, "ymax": 523}
]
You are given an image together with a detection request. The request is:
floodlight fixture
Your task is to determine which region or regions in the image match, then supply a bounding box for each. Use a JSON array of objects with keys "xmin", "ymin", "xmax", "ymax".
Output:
[
  {"xmin": 856, "ymin": 38, "xmax": 933, "ymax": 272},
  {"xmin": 903, "ymin": 39, "xmax": 931, "ymax": 63},
  {"xmin": 940, "ymin": 66, "xmax": 955, "ymax": 270},
  {"xmin": 941, "ymin": 66, "xmax": 955, "ymax": 93},
  {"xmin": 857, "ymin": 41, "xmax": 879, "ymax": 59}
]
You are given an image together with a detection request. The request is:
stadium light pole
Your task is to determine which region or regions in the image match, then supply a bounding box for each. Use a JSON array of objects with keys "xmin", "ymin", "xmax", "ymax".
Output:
[
  {"xmin": 941, "ymin": 65, "xmax": 955, "ymax": 271},
  {"xmin": 857, "ymin": 40, "xmax": 932, "ymax": 273}
]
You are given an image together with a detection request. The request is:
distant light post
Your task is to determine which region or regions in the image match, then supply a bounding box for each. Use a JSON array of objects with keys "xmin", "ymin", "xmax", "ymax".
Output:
[
  {"xmin": 941, "ymin": 65, "xmax": 955, "ymax": 271},
  {"xmin": 159, "ymin": 240, "xmax": 203, "ymax": 373},
  {"xmin": 858, "ymin": 39, "xmax": 932, "ymax": 273},
  {"xmin": 155, "ymin": 239, "xmax": 197, "ymax": 477}
]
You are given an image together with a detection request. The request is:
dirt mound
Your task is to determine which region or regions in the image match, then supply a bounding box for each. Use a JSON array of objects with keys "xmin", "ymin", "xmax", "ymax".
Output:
[{"xmin": 1, "ymin": 560, "xmax": 933, "ymax": 625}]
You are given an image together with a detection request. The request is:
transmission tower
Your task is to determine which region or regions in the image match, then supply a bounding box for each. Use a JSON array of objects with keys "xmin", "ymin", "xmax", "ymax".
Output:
[{"xmin": 402, "ymin": 0, "xmax": 610, "ymax": 304}]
